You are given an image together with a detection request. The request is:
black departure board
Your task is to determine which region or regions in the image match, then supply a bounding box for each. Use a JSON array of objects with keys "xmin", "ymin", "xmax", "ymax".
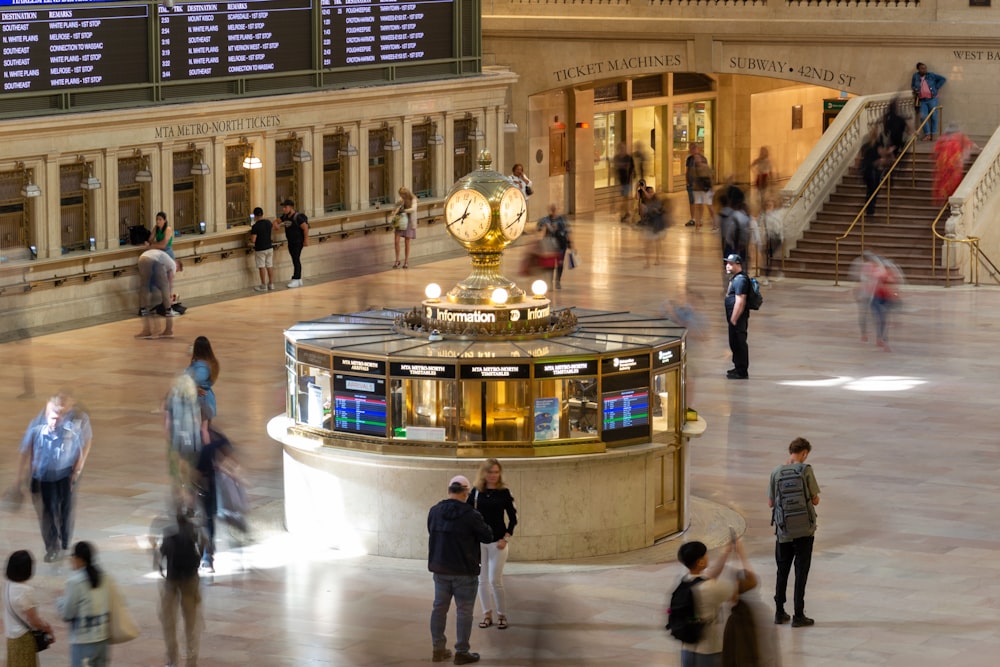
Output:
[
  {"xmin": 1, "ymin": 4, "xmax": 149, "ymax": 92},
  {"xmin": 321, "ymin": 0, "xmax": 453, "ymax": 69},
  {"xmin": 159, "ymin": 0, "xmax": 313, "ymax": 81}
]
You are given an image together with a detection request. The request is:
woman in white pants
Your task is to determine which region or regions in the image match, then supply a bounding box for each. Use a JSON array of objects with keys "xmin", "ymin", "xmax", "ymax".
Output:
[{"xmin": 469, "ymin": 458, "xmax": 518, "ymax": 630}]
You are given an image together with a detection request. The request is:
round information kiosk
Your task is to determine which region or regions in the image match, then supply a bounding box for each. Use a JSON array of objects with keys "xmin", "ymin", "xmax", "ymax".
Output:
[{"xmin": 272, "ymin": 151, "xmax": 700, "ymax": 560}]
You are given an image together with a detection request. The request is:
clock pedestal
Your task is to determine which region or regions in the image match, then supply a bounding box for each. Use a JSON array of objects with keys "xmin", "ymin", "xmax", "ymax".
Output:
[{"xmin": 447, "ymin": 250, "xmax": 525, "ymax": 305}]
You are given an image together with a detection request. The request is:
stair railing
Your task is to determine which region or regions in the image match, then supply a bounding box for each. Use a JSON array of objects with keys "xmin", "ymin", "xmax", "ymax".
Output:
[
  {"xmin": 833, "ymin": 107, "xmax": 941, "ymax": 285},
  {"xmin": 930, "ymin": 202, "xmax": 979, "ymax": 286}
]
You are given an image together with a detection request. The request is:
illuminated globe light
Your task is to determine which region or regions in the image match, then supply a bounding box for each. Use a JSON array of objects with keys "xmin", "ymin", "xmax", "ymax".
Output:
[
  {"xmin": 531, "ymin": 280, "xmax": 548, "ymax": 297},
  {"xmin": 425, "ymin": 283, "xmax": 442, "ymax": 300},
  {"xmin": 491, "ymin": 288, "xmax": 509, "ymax": 305}
]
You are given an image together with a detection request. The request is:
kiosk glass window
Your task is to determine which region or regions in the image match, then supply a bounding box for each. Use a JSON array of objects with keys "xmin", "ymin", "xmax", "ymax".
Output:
[
  {"xmin": 652, "ymin": 368, "xmax": 681, "ymax": 435},
  {"xmin": 390, "ymin": 378, "xmax": 456, "ymax": 441},
  {"xmin": 459, "ymin": 380, "xmax": 530, "ymax": 442},
  {"xmin": 532, "ymin": 377, "xmax": 598, "ymax": 441},
  {"xmin": 295, "ymin": 364, "xmax": 332, "ymax": 429}
]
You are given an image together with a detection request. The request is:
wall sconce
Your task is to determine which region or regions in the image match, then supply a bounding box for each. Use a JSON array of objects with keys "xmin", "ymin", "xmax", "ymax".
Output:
[
  {"xmin": 241, "ymin": 137, "xmax": 262, "ymax": 170},
  {"xmin": 382, "ymin": 122, "xmax": 401, "ymax": 152},
  {"xmin": 467, "ymin": 113, "xmax": 485, "ymax": 141},
  {"xmin": 290, "ymin": 132, "xmax": 312, "ymax": 163},
  {"xmin": 17, "ymin": 161, "xmax": 41, "ymax": 198},
  {"xmin": 133, "ymin": 149, "xmax": 152, "ymax": 183},
  {"xmin": 189, "ymin": 143, "xmax": 211, "ymax": 176},
  {"xmin": 504, "ymin": 114, "xmax": 519, "ymax": 134},
  {"xmin": 427, "ymin": 119, "xmax": 444, "ymax": 145},
  {"xmin": 338, "ymin": 128, "xmax": 359, "ymax": 157},
  {"xmin": 78, "ymin": 156, "xmax": 102, "ymax": 190}
]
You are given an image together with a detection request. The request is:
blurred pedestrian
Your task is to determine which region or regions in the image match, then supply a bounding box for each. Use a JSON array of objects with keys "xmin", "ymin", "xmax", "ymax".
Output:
[
  {"xmin": 58, "ymin": 541, "xmax": 110, "ymax": 667},
  {"xmin": 186, "ymin": 336, "xmax": 219, "ymax": 426},
  {"xmin": 392, "ymin": 186, "xmax": 418, "ymax": 269},
  {"xmin": 613, "ymin": 143, "xmax": 635, "ymax": 223},
  {"xmin": 858, "ymin": 125, "xmax": 891, "ymax": 220},
  {"xmin": 4, "ymin": 550, "xmax": 56, "ymax": 666},
  {"xmin": 195, "ymin": 426, "xmax": 237, "ymax": 573},
  {"xmin": 932, "ymin": 123, "xmax": 977, "ymax": 206},
  {"xmin": 536, "ymin": 203, "xmax": 571, "ymax": 289},
  {"xmin": 751, "ymin": 146, "xmax": 773, "ymax": 210},
  {"xmin": 850, "ymin": 251, "xmax": 881, "ymax": 342},
  {"xmin": 157, "ymin": 513, "xmax": 204, "ymax": 667},
  {"xmin": 640, "ymin": 187, "xmax": 669, "ymax": 268},
  {"xmin": 164, "ymin": 374, "xmax": 205, "ymax": 511},
  {"xmin": 684, "ymin": 143, "xmax": 699, "ymax": 226},
  {"xmin": 758, "ymin": 197, "xmax": 784, "ymax": 282},
  {"xmin": 882, "ymin": 97, "xmax": 911, "ymax": 158},
  {"xmin": 427, "ymin": 475, "xmax": 493, "ymax": 665},
  {"xmin": 469, "ymin": 459, "xmax": 518, "ymax": 631},
  {"xmin": 249, "ymin": 206, "xmax": 278, "ymax": 291},
  {"xmin": 18, "ymin": 398, "xmax": 87, "ymax": 562},
  {"xmin": 869, "ymin": 256, "xmax": 903, "ymax": 351}
]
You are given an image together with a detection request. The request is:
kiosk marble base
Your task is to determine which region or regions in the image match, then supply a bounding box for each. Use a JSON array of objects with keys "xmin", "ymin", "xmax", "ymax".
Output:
[{"xmin": 272, "ymin": 416, "xmax": 685, "ymax": 560}]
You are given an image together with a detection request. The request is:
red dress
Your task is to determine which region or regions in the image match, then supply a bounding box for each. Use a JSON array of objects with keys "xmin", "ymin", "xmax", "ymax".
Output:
[{"xmin": 932, "ymin": 133, "xmax": 974, "ymax": 206}]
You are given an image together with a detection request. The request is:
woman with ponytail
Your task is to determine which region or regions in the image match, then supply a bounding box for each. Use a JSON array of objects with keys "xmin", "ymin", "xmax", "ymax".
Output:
[{"xmin": 58, "ymin": 541, "xmax": 111, "ymax": 666}]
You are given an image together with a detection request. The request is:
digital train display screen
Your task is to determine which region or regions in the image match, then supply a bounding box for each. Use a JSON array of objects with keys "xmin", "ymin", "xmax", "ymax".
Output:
[
  {"xmin": 1, "ymin": 4, "xmax": 149, "ymax": 92},
  {"xmin": 333, "ymin": 373, "xmax": 387, "ymax": 438},
  {"xmin": 0, "ymin": 0, "xmax": 457, "ymax": 94}
]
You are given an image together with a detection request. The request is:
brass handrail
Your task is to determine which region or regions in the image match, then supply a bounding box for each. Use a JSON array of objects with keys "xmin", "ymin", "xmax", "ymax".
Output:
[
  {"xmin": 834, "ymin": 107, "xmax": 941, "ymax": 285},
  {"xmin": 930, "ymin": 204, "xmax": 979, "ymax": 287}
]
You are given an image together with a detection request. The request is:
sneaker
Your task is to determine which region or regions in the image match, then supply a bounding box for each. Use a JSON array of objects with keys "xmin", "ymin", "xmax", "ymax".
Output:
[
  {"xmin": 431, "ymin": 648, "xmax": 453, "ymax": 663},
  {"xmin": 453, "ymin": 653, "xmax": 480, "ymax": 665},
  {"xmin": 163, "ymin": 310, "xmax": 176, "ymax": 318},
  {"xmin": 267, "ymin": 283, "xmax": 275, "ymax": 291},
  {"xmin": 138, "ymin": 307, "xmax": 149, "ymax": 317},
  {"xmin": 726, "ymin": 370, "xmax": 749, "ymax": 379},
  {"xmin": 287, "ymin": 279, "xmax": 302, "ymax": 288},
  {"xmin": 685, "ymin": 219, "xmax": 696, "ymax": 227},
  {"xmin": 791, "ymin": 615, "xmax": 815, "ymax": 627},
  {"xmin": 254, "ymin": 285, "xmax": 267, "ymax": 292},
  {"xmin": 774, "ymin": 610, "xmax": 791, "ymax": 625}
]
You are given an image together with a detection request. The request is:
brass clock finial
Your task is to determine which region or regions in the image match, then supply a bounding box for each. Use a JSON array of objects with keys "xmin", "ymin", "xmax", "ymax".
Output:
[{"xmin": 477, "ymin": 148, "xmax": 493, "ymax": 170}]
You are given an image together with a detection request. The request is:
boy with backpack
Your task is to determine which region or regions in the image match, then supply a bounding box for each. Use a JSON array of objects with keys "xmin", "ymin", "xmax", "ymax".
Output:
[
  {"xmin": 768, "ymin": 437, "xmax": 821, "ymax": 628},
  {"xmin": 668, "ymin": 537, "xmax": 756, "ymax": 666}
]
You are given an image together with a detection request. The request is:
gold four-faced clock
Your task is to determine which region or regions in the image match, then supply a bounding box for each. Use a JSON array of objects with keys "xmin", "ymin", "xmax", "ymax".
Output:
[
  {"xmin": 442, "ymin": 149, "xmax": 528, "ymax": 305},
  {"xmin": 498, "ymin": 187, "xmax": 527, "ymax": 242},
  {"xmin": 444, "ymin": 189, "xmax": 492, "ymax": 243}
]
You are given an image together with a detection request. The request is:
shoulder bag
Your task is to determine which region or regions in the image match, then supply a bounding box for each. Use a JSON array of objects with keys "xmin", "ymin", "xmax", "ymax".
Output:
[{"xmin": 108, "ymin": 577, "xmax": 140, "ymax": 644}]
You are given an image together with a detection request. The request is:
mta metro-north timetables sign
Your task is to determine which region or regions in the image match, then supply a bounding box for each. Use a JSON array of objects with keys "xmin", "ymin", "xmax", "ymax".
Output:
[{"xmin": 1, "ymin": 0, "xmax": 455, "ymax": 93}]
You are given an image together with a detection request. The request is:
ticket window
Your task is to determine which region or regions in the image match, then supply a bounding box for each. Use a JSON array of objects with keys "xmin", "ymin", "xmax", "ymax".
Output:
[
  {"xmin": 532, "ymin": 377, "xmax": 599, "ymax": 441},
  {"xmin": 295, "ymin": 365, "xmax": 332, "ymax": 429},
  {"xmin": 459, "ymin": 380, "xmax": 530, "ymax": 442},
  {"xmin": 390, "ymin": 378, "xmax": 457, "ymax": 441},
  {"xmin": 652, "ymin": 368, "xmax": 681, "ymax": 434}
]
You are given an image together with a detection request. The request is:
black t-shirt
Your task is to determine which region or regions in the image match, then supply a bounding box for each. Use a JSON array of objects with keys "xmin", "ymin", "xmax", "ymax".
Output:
[
  {"xmin": 250, "ymin": 218, "xmax": 273, "ymax": 251},
  {"xmin": 281, "ymin": 212, "xmax": 308, "ymax": 246},
  {"xmin": 725, "ymin": 272, "xmax": 751, "ymax": 316}
]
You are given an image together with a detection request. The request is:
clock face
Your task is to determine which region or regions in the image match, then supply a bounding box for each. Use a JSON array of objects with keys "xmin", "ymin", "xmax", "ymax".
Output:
[
  {"xmin": 498, "ymin": 187, "xmax": 527, "ymax": 242},
  {"xmin": 445, "ymin": 189, "xmax": 492, "ymax": 243}
]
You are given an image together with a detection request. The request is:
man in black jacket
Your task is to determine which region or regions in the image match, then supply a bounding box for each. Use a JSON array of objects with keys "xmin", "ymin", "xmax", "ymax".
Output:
[{"xmin": 428, "ymin": 474, "xmax": 493, "ymax": 664}]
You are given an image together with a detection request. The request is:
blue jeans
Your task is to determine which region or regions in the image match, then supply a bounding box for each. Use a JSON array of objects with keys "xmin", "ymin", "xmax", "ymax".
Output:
[
  {"xmin": 681, "ymin": 650, "xmax": 721, "ymax": 667},
  {"xmin": 430, "ymin": 573, "xmax": 477, "ymax": 653},
  {"xmin": 71, "ymin": 640, "xmax": 109, "ymax": 667},
  {"xmin": 871, "ymin": 296, "xmax": 891, "ymax": 342},
  {"xmin": 919, "ymin": 97, "xmax": 940, "ymax": 136}
]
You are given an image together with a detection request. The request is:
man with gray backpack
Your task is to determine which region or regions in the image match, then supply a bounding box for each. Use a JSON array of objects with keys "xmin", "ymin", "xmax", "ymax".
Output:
[{"xmin": 768, "ymin": 437, "xmax": 821, "ymax": 628}]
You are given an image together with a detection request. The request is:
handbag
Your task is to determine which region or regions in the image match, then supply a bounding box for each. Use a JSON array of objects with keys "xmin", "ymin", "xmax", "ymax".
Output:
[
  {"xmin": 392, "ymin": 212, "xmax": 409, "ymax": 231},
  {"xmin": 4, "ymin": 583, "xmax": 53, "ymax": 652},
  {"xmin": 108, "ymin": 578, "xmax": 140, "ymax": 644},
  {"xmin": 525, "ymin": 186, "xmax": 534, "ymax": 197}
]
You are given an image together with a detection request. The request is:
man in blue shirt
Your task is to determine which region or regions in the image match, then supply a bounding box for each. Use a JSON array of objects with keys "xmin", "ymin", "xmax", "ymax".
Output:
[
  {"xmin": 911, "ymin": 62, "xmax": 946, "ymax": 140},
  {"xmin": 18, "ymin": 397, "xmax": 89, "ymax": 562}
]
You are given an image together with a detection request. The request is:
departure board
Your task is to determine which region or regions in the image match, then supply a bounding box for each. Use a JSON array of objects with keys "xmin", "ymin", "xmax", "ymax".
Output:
[
  {"xmin": 321, "ymin": 0, "xmax": 453, "ymax": 69},
  {"xmin": 159, "ymin": 0, "xmax": 313, "ymax": 81},
  {"xmin": 1, "ymin": 4, "xmax": 149, "ymax": 92},
  {"xmin": 333, "ymin": 373, "xmax": 387, "ymax": 437}
]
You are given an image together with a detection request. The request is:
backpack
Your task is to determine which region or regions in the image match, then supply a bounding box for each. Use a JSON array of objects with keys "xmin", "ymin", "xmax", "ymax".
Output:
[
  {"xmin": 771, "ymin": 463, "xmax": 814, "ymax": 541},
  {"xmin": 747, "ymin": 276, "xmax": 763, "ymax": 311},
  {"xmin": 666, "ymin": 576, "xmax": 704, "ymax": 643}
]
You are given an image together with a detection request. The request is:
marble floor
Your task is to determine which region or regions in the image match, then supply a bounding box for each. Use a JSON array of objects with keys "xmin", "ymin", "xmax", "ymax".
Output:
[{"xmin": 2, "ymin": 206, "xmax": 999, "ymax": 667}]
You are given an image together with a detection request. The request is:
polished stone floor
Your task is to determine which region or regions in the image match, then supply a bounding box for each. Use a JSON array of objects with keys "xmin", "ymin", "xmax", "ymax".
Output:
[{"xmin": 2, "ymin": 206, "xmax": 999, "ymax": 666}]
